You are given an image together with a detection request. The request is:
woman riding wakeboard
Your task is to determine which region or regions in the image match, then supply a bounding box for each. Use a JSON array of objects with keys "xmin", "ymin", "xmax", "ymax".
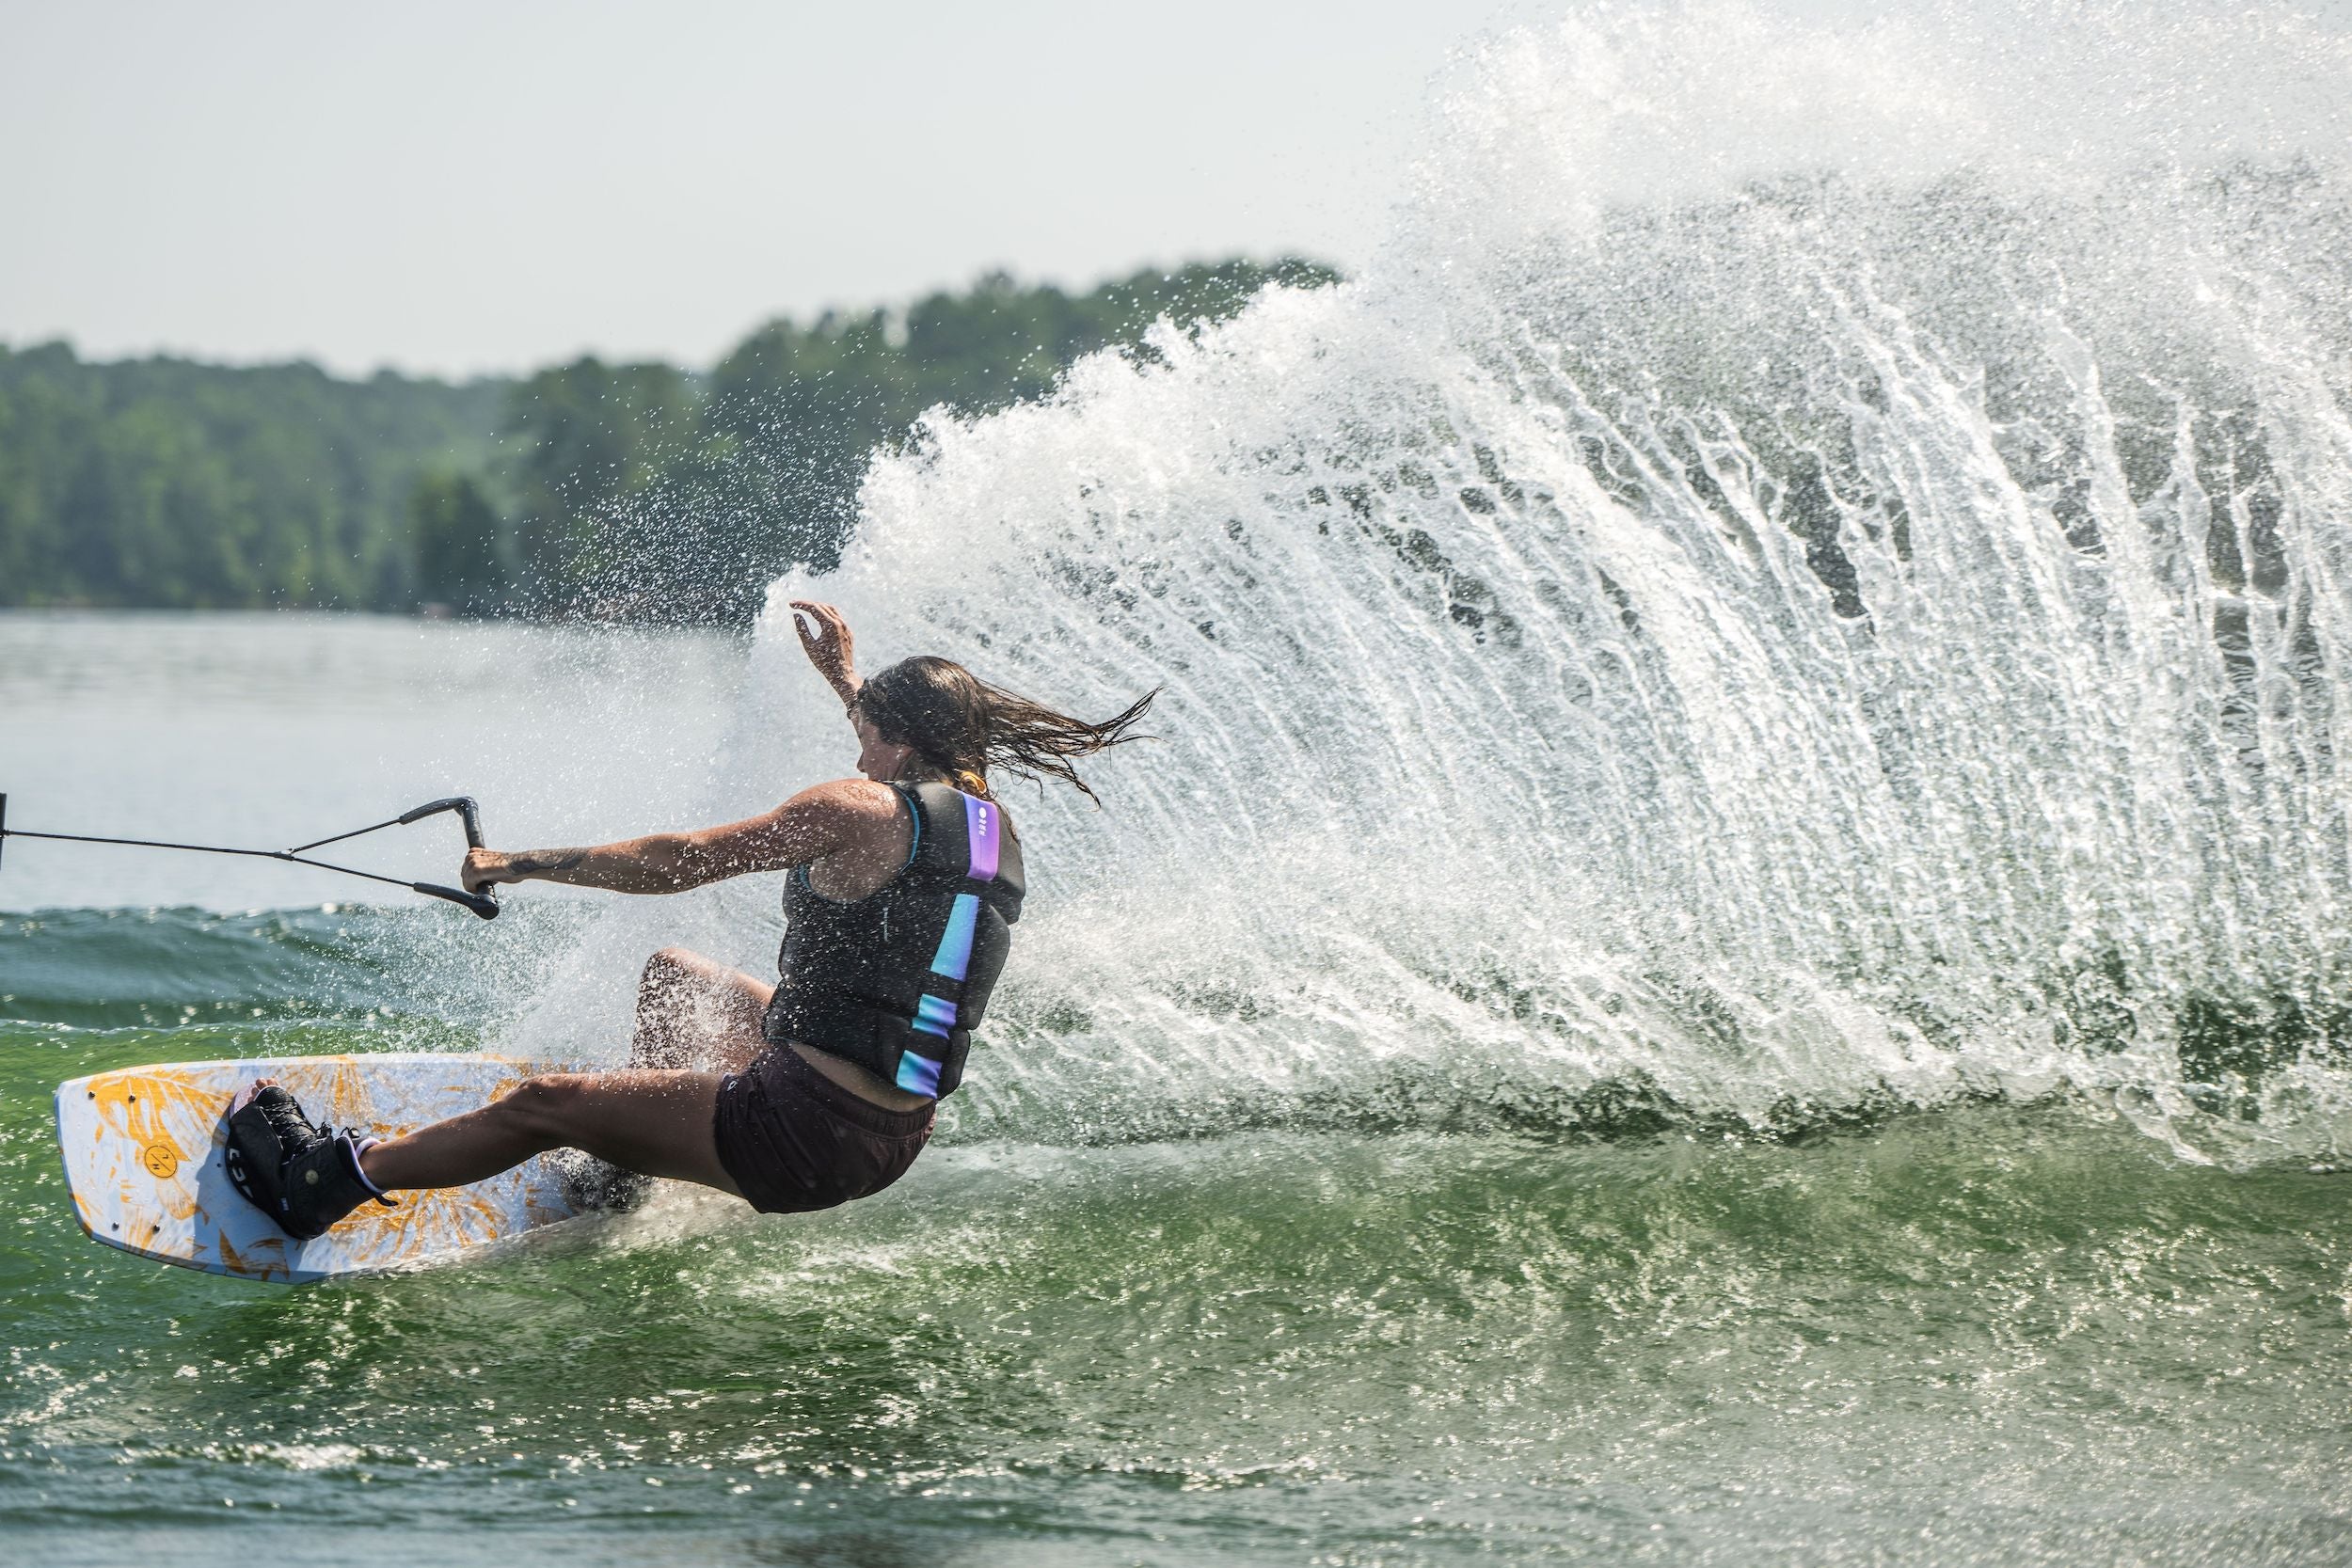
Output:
[{"xmin": 222, "ymin": 600, "xmax": 1154, "ymax": 1237}]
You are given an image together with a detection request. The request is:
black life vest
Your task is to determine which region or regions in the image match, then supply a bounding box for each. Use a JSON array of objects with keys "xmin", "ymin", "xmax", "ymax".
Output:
[{"xmin": 762, "ymin": 781, "xmax": 1024, "ymax": 1099}]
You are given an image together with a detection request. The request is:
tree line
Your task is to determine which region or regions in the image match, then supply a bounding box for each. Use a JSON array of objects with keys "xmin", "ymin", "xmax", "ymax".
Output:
[{"xmin": 0, "ymin": 259, "xmax": 1336, "ymax": 624}]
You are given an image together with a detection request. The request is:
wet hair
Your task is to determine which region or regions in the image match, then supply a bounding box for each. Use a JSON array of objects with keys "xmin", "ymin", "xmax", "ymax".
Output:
[{"xmin": 852, "ymin": 657, "xmax": 1156, "ymax": 806}]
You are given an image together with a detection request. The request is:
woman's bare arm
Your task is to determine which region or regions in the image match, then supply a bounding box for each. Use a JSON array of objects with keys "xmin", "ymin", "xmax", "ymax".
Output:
[
  {"xmin": 460, "ymin": 780, "xmax": 882, "ymax": 895},
  {"xmin": 464, "ymin": 606, "xmax": 876, "ymax": 896}
]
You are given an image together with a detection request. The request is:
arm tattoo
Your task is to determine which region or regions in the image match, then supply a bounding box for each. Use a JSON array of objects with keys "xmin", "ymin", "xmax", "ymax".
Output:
[{"xmin": 509, "ymin": 848, "xmax": 591, "ymax": 876}]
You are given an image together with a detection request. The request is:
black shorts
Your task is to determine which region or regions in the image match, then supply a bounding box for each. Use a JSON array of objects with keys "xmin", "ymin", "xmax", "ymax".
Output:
[{"xmin": 711, "ymin": 1043, "xmax": 934, "ymax": 1214}]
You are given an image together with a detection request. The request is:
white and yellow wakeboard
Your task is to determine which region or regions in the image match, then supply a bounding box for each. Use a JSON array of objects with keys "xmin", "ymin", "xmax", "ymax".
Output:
[{"xmin": 56, "ymin": 1053, "xmax": 596, "ymax": 1285}]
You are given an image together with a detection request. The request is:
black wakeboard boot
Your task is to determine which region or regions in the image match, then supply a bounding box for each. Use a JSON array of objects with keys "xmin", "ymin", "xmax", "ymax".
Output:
[{"xmin": 224, "ymin": 1085, "xmax": 396, "ymax": 1241}]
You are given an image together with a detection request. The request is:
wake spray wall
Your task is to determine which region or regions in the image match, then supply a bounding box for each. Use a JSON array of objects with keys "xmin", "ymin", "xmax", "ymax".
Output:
[{"xmin": 532, "ymin": 2, "xmax": 2352, "ymax": 1165}]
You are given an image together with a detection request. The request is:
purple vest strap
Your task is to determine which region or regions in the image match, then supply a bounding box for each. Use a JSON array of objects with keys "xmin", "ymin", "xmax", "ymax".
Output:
[{"xmin": 962, "ymin": 792, "xmax": 1000, "ymax": 883}]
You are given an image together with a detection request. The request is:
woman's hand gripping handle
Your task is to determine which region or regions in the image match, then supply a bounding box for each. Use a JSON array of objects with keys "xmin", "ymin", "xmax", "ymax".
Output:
[{"xmin": 402, "ymin": 796, "xmax": 500, "ymax": 918}]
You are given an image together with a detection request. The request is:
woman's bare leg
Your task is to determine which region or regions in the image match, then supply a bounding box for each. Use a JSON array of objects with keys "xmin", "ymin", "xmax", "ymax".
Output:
[
  {"xmin": 283, "ymin": 947, "xmax": 771, "ymax": 1204},
  {"xmin": 357, "ymin": 1069, "xmax": 742, "ymax": 1196},
  {"xmin": 633, "ymin": 946, "xmax": 773, "ymax": 1073}
]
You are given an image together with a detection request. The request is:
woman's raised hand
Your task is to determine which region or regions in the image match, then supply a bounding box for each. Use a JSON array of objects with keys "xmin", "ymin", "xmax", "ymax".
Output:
[{"xmin": 790, "ymin": 600, "xmax": 861, "ymax": 702}]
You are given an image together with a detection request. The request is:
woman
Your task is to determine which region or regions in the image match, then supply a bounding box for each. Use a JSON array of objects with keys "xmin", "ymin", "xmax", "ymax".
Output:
[{"xmin": 224, "ymin": 601, "xmax": 1153, "ymax": 1240}]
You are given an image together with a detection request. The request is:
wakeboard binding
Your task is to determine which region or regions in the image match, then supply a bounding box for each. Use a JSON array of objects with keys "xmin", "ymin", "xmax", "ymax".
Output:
[{"xmin": 225, "ymin": 1085, "xmax": 396, "ymax": 1241}]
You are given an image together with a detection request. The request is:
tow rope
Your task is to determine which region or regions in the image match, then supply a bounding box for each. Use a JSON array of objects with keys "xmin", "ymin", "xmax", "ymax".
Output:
[{"xmin": 0, "ymin": 794, "xmax": 501, "ymax": 918}]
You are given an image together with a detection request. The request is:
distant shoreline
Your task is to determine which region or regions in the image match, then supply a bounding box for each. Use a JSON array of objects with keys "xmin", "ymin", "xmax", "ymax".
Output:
[{"xmin": 0, "ymin": 259, "xmax": 1336, "ymax": 629}]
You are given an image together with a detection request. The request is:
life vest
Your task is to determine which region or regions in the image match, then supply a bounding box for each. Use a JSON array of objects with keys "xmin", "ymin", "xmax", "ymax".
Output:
[{"xmin": 762, "ymin": 781, "xmax": 1024, "ymax": 1099}]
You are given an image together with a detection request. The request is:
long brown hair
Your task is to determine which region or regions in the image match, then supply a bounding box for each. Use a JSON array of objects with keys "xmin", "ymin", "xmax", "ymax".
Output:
[{"xmin": 853, "ymin": 657, "xmax": 1157, "ymax": 805}]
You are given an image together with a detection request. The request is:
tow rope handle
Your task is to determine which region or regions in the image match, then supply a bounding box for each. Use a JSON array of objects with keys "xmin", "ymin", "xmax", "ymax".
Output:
[
  {"xmin": 398, "ymin": 797, "xmax": 500, "ymax": 920},
  {"xmin": 0, "ymin": 790, "xmax": 501, "ymax": 920}
]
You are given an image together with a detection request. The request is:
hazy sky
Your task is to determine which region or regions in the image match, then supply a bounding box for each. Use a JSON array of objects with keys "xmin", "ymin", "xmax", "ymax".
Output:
[{"xmin": 0, "ymin": 1, "xmax": 1514, "ymax": 377}]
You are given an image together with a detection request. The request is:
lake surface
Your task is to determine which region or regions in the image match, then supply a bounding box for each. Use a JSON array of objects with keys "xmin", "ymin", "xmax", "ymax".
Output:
[{"xmin": 3, "ymin": 616, "xmax": 2349, "ymax": 1566}]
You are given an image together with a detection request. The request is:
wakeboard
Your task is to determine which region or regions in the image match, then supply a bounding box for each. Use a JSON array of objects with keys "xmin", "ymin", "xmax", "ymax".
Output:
[{"xmin": 56, "ymin": 1053, "xmax": 602, "ymax": 1285}]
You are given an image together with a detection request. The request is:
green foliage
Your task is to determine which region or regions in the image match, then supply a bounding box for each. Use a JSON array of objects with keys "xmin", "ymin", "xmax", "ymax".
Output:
[
  {"xmin": 408, "ymin": 468, "xmax": 511, "ymax": 613},
  {"xmin": 661, "ymin": 258, "xmax": 1342, "ymax": 622},
  {"xmin": 0, "ymin": 258, "xmax": 1339, "ymax": 621},
  {"xmin": 0, "ymin": 342, "xmax": 505, "ymax": 610},
  {"xmin": 499, "ymin": 356, "xmax": 704, "ymax": 615}
]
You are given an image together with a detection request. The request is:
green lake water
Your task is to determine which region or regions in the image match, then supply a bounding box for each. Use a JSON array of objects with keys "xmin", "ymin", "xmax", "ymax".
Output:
[
  {"xmin": 7, "ymin": 905, "xmax": 2351, "ymax": 1566},
  {"xmin": 3, "ymin": 602, "xmax": 2349, "ymax": 1566}
]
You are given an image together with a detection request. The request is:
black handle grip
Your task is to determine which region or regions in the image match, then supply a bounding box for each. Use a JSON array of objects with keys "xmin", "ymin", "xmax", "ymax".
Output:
[
  {"xmin": 399, "ymin": 796, "xmax": 496, "ymax": 915},
  {"xmin": 400, "ymin": 796, "xmax": 480, "ymax": 837},
  {"xmin": 412, "ymin": 881, "xmax": 501, "ymax": 920}
]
